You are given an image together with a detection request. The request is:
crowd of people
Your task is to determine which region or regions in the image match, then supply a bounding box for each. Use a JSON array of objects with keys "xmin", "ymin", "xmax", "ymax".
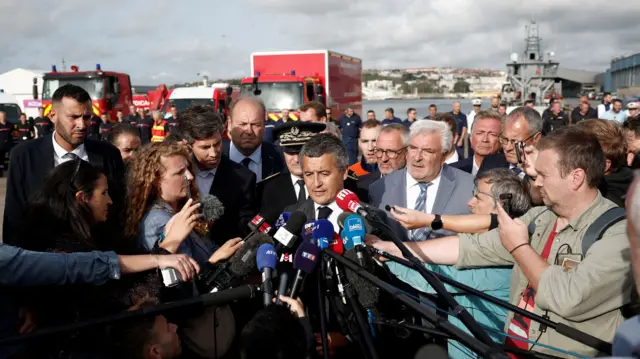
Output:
[{"xmin": 0, "ymin": 82, "xmax": 640, "ymax": 359}]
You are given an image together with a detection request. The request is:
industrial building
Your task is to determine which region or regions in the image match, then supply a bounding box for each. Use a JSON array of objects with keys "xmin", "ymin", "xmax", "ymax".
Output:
[{"xmin": 603, "ymin": 53, "xmax": 640, "ymax": 97}]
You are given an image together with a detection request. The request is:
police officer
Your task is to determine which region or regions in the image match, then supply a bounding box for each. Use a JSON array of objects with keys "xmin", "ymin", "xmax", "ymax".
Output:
[
  {"xmin": 257, "ymin": 121, "xmax": 326, "ymax": 221},
  {"xmin": 99, "ymin": 113, "xmax": 114, "ymax": 141},
  {"xmin": 33, "ymin": 107, "xmax": 53, "ymax": 138},
  {"xmin": 0, "ymin": 111, "xmax": 13, "ymax": 176},
  {"xmin": 338, "ymin": 107, "xmax": 362, "ymax": 165},
  {"xmin": 14, "ymin": 113, "xmax": 34, "ymax": 143}
]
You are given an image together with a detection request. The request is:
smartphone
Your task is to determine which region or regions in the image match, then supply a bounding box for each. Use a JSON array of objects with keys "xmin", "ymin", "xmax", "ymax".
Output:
[
  {"xmin": 515, "ymin": 142, "xmax": 524, "ymax": 164},
  {"xmin": 499, "ymin": 194, "xmax": 512, "ymax": 215},
  {"xmin": 184, "ymin": 175, "xmax": 192, "ymax": 199}
]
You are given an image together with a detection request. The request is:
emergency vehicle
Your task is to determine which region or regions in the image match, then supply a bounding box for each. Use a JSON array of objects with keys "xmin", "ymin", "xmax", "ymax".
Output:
[
  {"xmin": 36, "ymin": 64, "xmax": 133, "ymax": 122},
  {"xmin": 160, "ymin": 86, "xmax": 239, "ymax": 119},
  {"xmin": 241, "ymin": 50, "xmax": 363, "ymax": 121},
  {"xmin": 0, "ymin": 91, "xmax": 22, "ymax": 126}
]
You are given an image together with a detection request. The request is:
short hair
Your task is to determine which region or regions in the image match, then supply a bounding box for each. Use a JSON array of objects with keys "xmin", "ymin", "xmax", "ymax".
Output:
[
  {"xmin": 378, "ymin": 123, "xmax": 410, "ymax": 146},
  {"xmin": 575, "ymin": 119, "xmax": 627, "ymax": 172},
  {"xmin": 179, "ymin": 105, "xmax": 224, "ymax": 144},
  {"xmin": 150, "ymin": 110, "xmax": 162, "ymax": 119},
  {"xmin": 108, "ymin": 123, "xmax": 140, "ymax": 144},
  {"xmin": 385, "ymin": 107, "xmax": 394, "ymax": 114},
  {"xmin": 505, "ymin": 106, "xmax": 543, "ymax": 134},
  {"xmin": 472, "ymin": 110, "xmax": 502, "ymax": 133},
  {"xmin": 299, "ymin": 133, "xmax": 348, "ymax": 172},
  {"xmin": 367, "ymin": 110, "xmax": 375, "ymax": 114},
  {"xmin": 604, "ymin": 92, "xmax": 612, "ymax": 97},
  {"xmin": 499, "ymin": 103, "xmax": 507, "ymax": 108},
  {"xmin": 240, "ymin": 305, "xmax": 307, "ymax": 359},
  {"xmin": 409, "ymin": 120, "xmax": 452, "ymax": 154},
  {"xmin": 432, "ymin": 113, "xmax": 457, "ymax": 138},
  {"xmin": 299, "ymin": 100, "xmax": 326, "ymax": 118},
  {"xmin": 624, "ymin": 116, "xmax": 640, "ymax": 137},
  {"xmin": 613, "ymin": 99, "xmax": 623, "ymax": 105},
  {"xmin": 476, "ymin": 168, "xmax": 532, "ymax": 216},
  {"xmin": 524, "ymin": 100, "xmax": 534, "ymax": 106},
  {"xmin": 407, "ymin": 108, "xmax": 416, "ymax": 114},
  {"xmin": 429, "ymin": 104, "xmax": 437, "ymax": 109},
  {"xmin": 230, "ymin": 96, "xmax": 266, "ymax": 122},
  {"xmin": 537, "ymin": 126, "xmax": 606, "ymax": 188},
  {"xmin": 362, "ymin": 119, "xmax": 381, "ymax": 129},
  {"xmin": 52, "ymin": 84, "xmax": 91, "ymax": 105}
]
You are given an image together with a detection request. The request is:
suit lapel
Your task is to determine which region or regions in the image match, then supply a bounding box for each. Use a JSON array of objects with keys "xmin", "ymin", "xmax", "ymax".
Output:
[
  {"xmin": 40, "ymin": 136, "xmax": 55, "ymax": 174},
  {"xmin": 209, "ymin": 156, "xmax": 227, "ymax": 195},
  {"xmin": 262, "ymin": 145, "xmax": 274, "ymax": 178},
  {"xmin": 299, "ymin": 199, "xmax": 316, "ymax": 220},
  {"xmin": 432, "ymin": 166, "xmax": 456, "ymax": 214},
  {"xmin": 84, "ymin": 140, "xmax": 104, "ymax": 170},
  {"xmin": 384, "ymin": 168, "xmax": 407, "ymax": 208}
]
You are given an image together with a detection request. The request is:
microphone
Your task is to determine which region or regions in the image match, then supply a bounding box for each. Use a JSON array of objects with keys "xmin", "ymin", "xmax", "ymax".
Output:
[
  {"xmin": 273, "ymin": 211, "xmax": 307, "ymax": 249},
  {"xmin": 312, "ymin": 219, "xmax": 334, "ymax": 250},
  {"xmin": 342, "ymin": 214, "xmax": 368, "ymax": 268},
  {"xmin": 289, "ymin": 241, "xmax": 321, "ymax": 299},
  {"xmin": 200, "ymin": 194, "xmax": 225, "ymax": 222},
  {"xmin": 336, "ymin": 189, "xmax": 373, "ymax": 218},
  {"xmin": 257, "ymin": 243, "xmax": 278, "ymax": 306},
  {"xmin": 246, "ymin": 214, "xmax": 273, "ymax": 238},
  {"xmin": 344, "ymin": 248, "xmax": 380, "ymax": 337},
  {"xmin": 329, "ymin": 232, "xmax": 344, "ymax": 255},
  {"xmin": 274, "ymin": 212, "xmax": 290, "ymax": 231},
  {"xmin": 301, "ymin": 220, "xmax": 316, "ymax": 243}
]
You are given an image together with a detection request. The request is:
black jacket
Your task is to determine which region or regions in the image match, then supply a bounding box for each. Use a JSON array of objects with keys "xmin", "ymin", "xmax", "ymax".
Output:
[
  {"xmin": 450, "ymin": 156, "xmax": 474, "ymax": 174},
  {"xmin": 355, "ymin": 171, "xmax": 382, "ymax": 202},
  {"xmin": 257, "ymin": 172, "xmax": 300, "ymax": 223},
  {"xmin": 206, "ymin": 155, "xmax": 257, "ymax": 244},
  {"xmin": 477, "ymin": 152, "xmax": 511, "ymax": 175},
  {"xmin": 4, "ymin": 135, "xmax": 126, "ymax": 247},
  {"xmin": 571, "ymin": 106, "xmax": 598, "ymax": 124},
  {"xmin": 222, "ymin": 140, "xmax": 284, "ymax": 181},
  {"xmin": 599, "ymin": 166, "xmax": 635, "ymax": 208}
]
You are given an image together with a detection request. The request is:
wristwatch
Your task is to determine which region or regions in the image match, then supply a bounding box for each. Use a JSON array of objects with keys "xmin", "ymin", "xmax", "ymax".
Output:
[{"xmin": 431, "ymin": 214, "xmax": 443, "ymax": 230}]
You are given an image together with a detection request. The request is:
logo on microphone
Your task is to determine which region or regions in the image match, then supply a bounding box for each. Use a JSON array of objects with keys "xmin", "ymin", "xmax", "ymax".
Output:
[
  {"xmin": 336, "ymin": 190, "xmax": 350, "ymax": 202},
  {"xmin": 266, "ymin": 249, "xmax": 277, "ymax": 257},
  {"xmin": 302, "ymin": 252, "xmax": 316, "ymax": 261},
  {"xmin": 280, "ymin": 253, "xmax": 293, "ymax": 262},
  {"xmin": 251, "ymin": 215, "xmax": 265, "ymax": 227},
  {"xmin": 347, "ymin": 221, "xmax": 363, "ymax": 232},
  {"xmin": 275, "ymin": 215, "xmax": 287, "ymax": 229}
]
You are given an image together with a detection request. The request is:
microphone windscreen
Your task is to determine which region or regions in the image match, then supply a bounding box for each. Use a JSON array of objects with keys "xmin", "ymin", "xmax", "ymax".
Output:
[
  {"xmin": 229, "ymin": 232, "xmax": 274, "ymax": 277},
  {"xmin": 256, "ymin": 243, "xmax": 278, "ymax": 271},
  {"xmin": 344, "ymin": 249, "xmax": 379, "ymax": 308},
  {"xmin": 413, "ymin": 344, "xmax": 448, "ymax": 359},
  {"xmin": 293, "ymin": 241, "xmax": 321, "ymax": 273},
  {"xmin": 301, "ymin": 220, "xmax": 316, "ymax": 242},
  {"xmin": 337, "ymin": 212, "xmax": 351, "ymax": 231},
  {"xmin": 312, "ymin": 219, "xmax": 334, "ymax": 249},
  {"xmin": 284, "ymin": 211, "xmax": 308, "ymax": 234},
  {"xmin": 335, "ymin": 189, "xmax": 359, "ymax": 213},
  {"xmin": 329, "ymin": 232, "xmax": 344, "ymax": 255},
  {"xmin": 341, "ymin": 229, "xmax": 355, "ymax": 251},
  {"xmin": 274, "ymin": 212, "xmax": 291, "ymax": 231},
  {"xmin": 200, "ymin": 194, "xmax": 225, "ymax": 222},
  {"xmin": 343, "ymin": 214, "xmax": 366, "ymax": 246},
  {"xmin": 384, "ymin": 204, "xmax": 392, "ymax": 212}
]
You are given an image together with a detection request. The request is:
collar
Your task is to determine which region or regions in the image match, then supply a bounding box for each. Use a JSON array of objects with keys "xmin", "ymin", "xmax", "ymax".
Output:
[
  {"xmin": 313, "ymin": 200, "xmax": 341, "ymax": 215},
  {"xmin": 406, "ymin": 169, "xmax": 441, "ymax": 189},
  {"xmin": 52, "ymin": 131, "xmax": 87, "ymax": 159},
  {"xmin": 291, "ymin": 173, "xmax": 303, "ymax": 185},
  {"xmin": 445, "ymin": 151, "xmax": 459, "ymax": 164},
  {"xmin": 230, "ymin": 141, "xmax": 262, "ymax": 165},
  {"xmin": 360, "ymin": 157, "xmax": 379, "ymax": 173},
  {"xmin": 566, "ymin": 191, "xmax": 608, "ymax": 231},
  {"xmin": 195, "ymin": 165, "xmax": 217, "ymax": 178}
]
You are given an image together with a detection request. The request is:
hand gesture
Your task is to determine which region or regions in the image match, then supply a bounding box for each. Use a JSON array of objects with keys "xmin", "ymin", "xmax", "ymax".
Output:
[
  {"xmin": 365, "ymin": 234, "xmax": 399, "ymax": 262},
  {"xmin": 156, "ymin": 254, "xmax": 200, "ymax": 281},
  {"xmin": 496, "ymin": 202, "xmax": 530, "ymax": 253},
  {"xmin": 277, "ymin": 295, "xmax": 306, "ymax": 318},
  {"xmin": 389, "ymin": 206, "xmax": 432, "ymax": 230},
  {"xmin": 162, "ymin": 199, "xmax": 201, "ymax": 252},
  {"xmin": 209, "ymin": 237, "xmax": 244, "ymax": 264},
  {"xmin": 522, "ymin": 145, "xmax": 539, "ymax": 178}
]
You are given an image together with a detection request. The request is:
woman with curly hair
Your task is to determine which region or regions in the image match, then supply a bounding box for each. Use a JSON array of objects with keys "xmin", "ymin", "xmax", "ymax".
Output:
[{"xmin": 126, "ymin": 141, "xmax": 242, "ymax": 264}]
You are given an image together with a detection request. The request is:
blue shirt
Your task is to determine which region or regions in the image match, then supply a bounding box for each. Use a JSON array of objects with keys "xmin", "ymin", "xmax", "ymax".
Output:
[
  {"xmin": 381, "ymin": 117, "xmax": 403, "ymax": 126},
  {"xmin": 0, "ymin": 244, "xmax": 120, "ymax": 359},
  {"xmin": 402, "ymin": 119, "xmax": 416, "ymax": 128},
  {"xmin": 264, "ymin": 119, "xmax": 277, "ymax": 143},
  {"xmin": 450, "ymin": 112, "xmax": 468, "ymax": 137},
  {"xmin": 339, "ymin": 113, "xmax": 362, "ymax": 141},
  {"xmin": 601, "ymin": 110, "xmax": 628, "ymax": 124},
  {"xmin": 386, "ymin": 261, "xmax": 512, "ymax": 359},
  {"xmin": 612, "ymin": 315, "xmax": 640, "ymax": 357},
  {"xmin": 229, "ymin": 141, "xmax": 263, "ymax": 181}
]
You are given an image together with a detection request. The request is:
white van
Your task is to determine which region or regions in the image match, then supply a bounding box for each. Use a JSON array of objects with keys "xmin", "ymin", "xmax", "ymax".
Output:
[{"xmin": 0, "ymin": 92, "xmax": 22, "ymax": 126}]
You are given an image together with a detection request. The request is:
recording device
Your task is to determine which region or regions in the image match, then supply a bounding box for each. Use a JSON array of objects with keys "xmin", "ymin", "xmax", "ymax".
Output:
[
  {"xmin": 384, "ymin": 204, "xmax": 406, "ymax": 215},
  {"xmin": 273, "ymin": 211, "xmax": 307, "ymax": 249},
  {"xmin": 257, "ymin": 243, "xmax": 278, "ymax": 306},
  {"xmin": 274, "ymin": 212, "xmax": 290, "ymax": 231},
  {"xmin": 289, "ymin": 241, "xmax": 321, "ymax": 299},
  {"xmin": 329, "ymin": 232, "xmax": 344, "ymax": 255},
  {"xmin": 515, "ymin": 141, "xmax": 525, "ymax": 164},
  {"xmin": 313, "ymin": 219, "xmax": 334, "ymax": 249},
  {"xmin": 301, "ymin": 220, "xmax": 316, "ymax": 243},
  {"xmin": 342, "ymin": 214, "xmax": 368, "ymax": 268},
  {"xmin": 161, "ymin": 266, "xmax": 182, "ymax": 287},
  {"xmin": 336, "ymin": 189, "xmax": 371, "ymax": 218},
  {"xmin": 499, "ymin": 193, "xmax": 512, "ymax": 215},
  {"xmin": 344, "ymin": 248, "xmax": 380, "ymax": 332},
  {"xmin": 201, "ymin": 194, "xmax": 225, "ymax": 222}
]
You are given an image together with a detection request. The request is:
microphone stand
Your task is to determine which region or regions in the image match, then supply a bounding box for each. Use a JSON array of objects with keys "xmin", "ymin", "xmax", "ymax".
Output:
[
  {"xmin": 370, "ymin": 247, "xmax": 614, "ymax": 355},
  {"xmin": 365, "ymin": 212, "xmax": 501, "ymax": 351},
  {"xmin": 324, "ymin": 250, "xmax": 508, "ymax": 359},
  {"xmin": 0, "ymin": 285, "xmax": 261, "ymax": 346},
  {"xmin": 316, "ymin": 269, "xmax": 331, "ymax": 359}
]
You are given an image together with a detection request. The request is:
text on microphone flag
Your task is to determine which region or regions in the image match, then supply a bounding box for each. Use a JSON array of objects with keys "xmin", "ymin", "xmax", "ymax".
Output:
[
  {"xmin": 281, "ymin": 253, "xmax": 293, "ymax": 262},
  {"xmin": 302, "ymin": 252, "xmax": 316, "ymax": 261}
]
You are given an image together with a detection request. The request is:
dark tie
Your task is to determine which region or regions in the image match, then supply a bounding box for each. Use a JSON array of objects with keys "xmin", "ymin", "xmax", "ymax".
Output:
[
  {"xmin": 510, "ymin": 166, "xmax": 523, "ymax": 176},
  {"xmin": 65, "ymin": 153, "xmax": 79, "ymax": 161},
  {"xmin": 317, "ymin": 206, "xmax": 332, "ymax": 220},
  {"xmin": 241, "ymin": 158, "xmax": 251, "ymax": 168},
  {"xmin": 296, "ymin": 179, "xmax": 306, "ymax": 203}
]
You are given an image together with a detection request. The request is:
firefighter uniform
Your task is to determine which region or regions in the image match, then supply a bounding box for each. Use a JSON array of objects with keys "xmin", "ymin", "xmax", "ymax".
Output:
[
  {"xmin": 14, "ymin": 123, "xmax": 33, "ymax": 142},
  {"xmin": 151, "ymin": 120, "xmax": 168, "ymax": 143},
  {"xmin": 165, "ymin": 116, "xmax": 180, "ymax": 135},
  {"xmin": 0, "ymin": 122, "xmax": 13, "ymax": 174},
  {"xmin": 33, "ymin": 116, "xmax": 53, "ymax": 138},
  {"xmin": 99, "ymin": 122, "xmax": 114, "ymax": 141},
  {"xmin": 87, "ymin": 116, "xmax": 101, "ymax": 141},
  {"xmin": 136, "ymin": 116, "xmax": 154, "ymax": 144}
]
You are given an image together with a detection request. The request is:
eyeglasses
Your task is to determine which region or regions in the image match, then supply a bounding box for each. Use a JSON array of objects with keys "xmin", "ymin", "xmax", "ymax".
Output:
[
  {"xmin": 498, "ymin": 132, "xmax": 539, "ymax": 146},
  {"xmin": 374, "ymin": 147, "xmax": 407, "ymax": 159}
]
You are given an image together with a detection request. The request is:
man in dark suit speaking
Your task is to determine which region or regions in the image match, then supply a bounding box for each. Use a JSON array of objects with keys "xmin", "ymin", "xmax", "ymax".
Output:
[{"xmin": 3, "ymin": 84, "xmax": 126, "ymax": 246}]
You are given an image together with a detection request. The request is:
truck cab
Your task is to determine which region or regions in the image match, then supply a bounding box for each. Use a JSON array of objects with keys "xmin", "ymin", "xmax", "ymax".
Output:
[
  {"xmin": 161, "ymin": 86, "xmax": 239, "ymax": 119},
  {"xmin": 0, "ymin": 92, "xmax": 22, "ymax": 126},
  {"xmin": 38, "ymin": 64, "xmax": 133, "ymax": 122}
]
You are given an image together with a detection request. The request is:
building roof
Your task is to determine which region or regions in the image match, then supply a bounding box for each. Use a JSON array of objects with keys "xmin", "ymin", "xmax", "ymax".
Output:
[{"xmin": 555, "ymin": 67, "xmax": 599, "ymax": 84}]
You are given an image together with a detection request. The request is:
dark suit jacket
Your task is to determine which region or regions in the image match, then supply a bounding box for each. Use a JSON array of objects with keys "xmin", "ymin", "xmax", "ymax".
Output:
[
  {"xmin": 450, "ymin": 156, "xmax": 474, "ymax": 174},
  {"xmin": 477, "ymin": 152, "xmax": 510, "ymax": 175},
  {"xmin": 207, "ymin": 155, "xmax": 257, "ymax": 244},
  {"xmin": 355, "ymin": 171, "xmax": 382, "ymax": 202},
  {"xmin": 4, "ymin": 135, "xmax": 126, "ymax": 246},
  {"xmin": 222, "ymin": 140, "xmax": 284, "ymax": 181},
  {"xmin": 258, "ymin": 172, "xmax": 300, "ymax": 223}
]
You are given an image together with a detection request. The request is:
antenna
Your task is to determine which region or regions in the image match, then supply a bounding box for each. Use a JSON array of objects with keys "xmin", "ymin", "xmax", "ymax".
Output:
[{"xmin": 61, "ymin": 58, "xmax": 67, "ymax": 72}]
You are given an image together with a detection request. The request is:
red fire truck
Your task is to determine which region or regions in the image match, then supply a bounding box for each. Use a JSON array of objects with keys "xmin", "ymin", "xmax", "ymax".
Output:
[
  {"xmin": 240, "ymin": 50, "xmax": 362, "ymax": 121},
  {"xmin": 37, "ymin": 64, "xmax": 133, "ymax": 122}
]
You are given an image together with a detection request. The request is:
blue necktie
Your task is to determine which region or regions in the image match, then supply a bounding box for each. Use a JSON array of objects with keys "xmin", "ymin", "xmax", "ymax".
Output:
[
  {"xmin": 510, "ymin": 165, "xmax": 523, "ymax": 176},
  {"xmin": 411, "ymin": 182, "xmax": 432, "ymax": 241}
]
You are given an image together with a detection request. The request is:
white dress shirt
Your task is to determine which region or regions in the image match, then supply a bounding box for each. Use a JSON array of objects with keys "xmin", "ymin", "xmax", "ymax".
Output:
[
  {"xmin": 195, "ymin": 166, "xmax": 217, "ymax": 198},
  {"xmin": 313, "ymin": 200, "xmax": 342, "ymax": 234},
  {"xmin": 472, "ymin": 157, "xmax": 481, "ymax": 176},
  {"xmin": 445, "ymin": 151, "xmax": 459, "ymax": 165},
  {"xmin": 52, "ymin": 132, "xmax": 89, "ymax": 167},
  {"xmin": 406, "ymin": 170, "xmax": 441, "ymax": 214},
  {"xmin": 291, "ymin": 174, "xmax": 307, "ymax": 200},
  {"xmin": 229, "ymin": 142, "xmax": 263, "ymax": 181}
]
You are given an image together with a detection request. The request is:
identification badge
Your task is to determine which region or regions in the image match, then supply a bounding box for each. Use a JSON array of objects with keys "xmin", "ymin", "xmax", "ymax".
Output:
[{"xmin": 558, "ymin": 254, "xmax": 582, "ymax": 271}]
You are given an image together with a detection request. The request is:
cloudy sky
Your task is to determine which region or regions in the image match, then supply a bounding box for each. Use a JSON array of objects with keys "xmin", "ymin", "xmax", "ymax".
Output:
[{"xmin": 2, "ymin": 0, "xmax": 639, "ymax": 84}]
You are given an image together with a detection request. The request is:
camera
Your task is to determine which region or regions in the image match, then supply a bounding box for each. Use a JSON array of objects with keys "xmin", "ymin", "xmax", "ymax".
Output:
[{"xmin": 161, "ymin": 268, "xmax": 183, "ymax": 287}]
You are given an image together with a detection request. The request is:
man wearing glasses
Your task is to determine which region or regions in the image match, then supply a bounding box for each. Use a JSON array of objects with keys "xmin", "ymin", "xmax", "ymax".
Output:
[{"xmin": 479, "ymin": 106, "xmax": 543, "ymax": 179}]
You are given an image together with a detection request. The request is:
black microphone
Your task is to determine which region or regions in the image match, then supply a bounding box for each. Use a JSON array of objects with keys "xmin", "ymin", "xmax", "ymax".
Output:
[
  {"xmin": 289, "ymin": 241, "xmax": 321, "ymax": 299},
  {"xmin": 344, "ymin": 249, "xmax": 380, "ymax": 311},
  {"xmin": 200, "ymin": 194, "xmax": 225, "ymax": 222},
  {"xmin": 273, "ymin": 211, "xmax": 307, "ymax": 249}
]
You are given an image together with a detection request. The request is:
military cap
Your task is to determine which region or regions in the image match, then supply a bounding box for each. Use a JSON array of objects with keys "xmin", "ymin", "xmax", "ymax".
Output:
[{"xmin": 273, "ymin": 121, "xmax": 326, "ymax": 152}]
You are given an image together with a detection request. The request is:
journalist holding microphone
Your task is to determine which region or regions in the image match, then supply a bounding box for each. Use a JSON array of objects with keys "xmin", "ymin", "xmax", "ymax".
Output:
[{"xmin": 369, "ymin": 126, "xmax": 632, "ymax": 357}]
